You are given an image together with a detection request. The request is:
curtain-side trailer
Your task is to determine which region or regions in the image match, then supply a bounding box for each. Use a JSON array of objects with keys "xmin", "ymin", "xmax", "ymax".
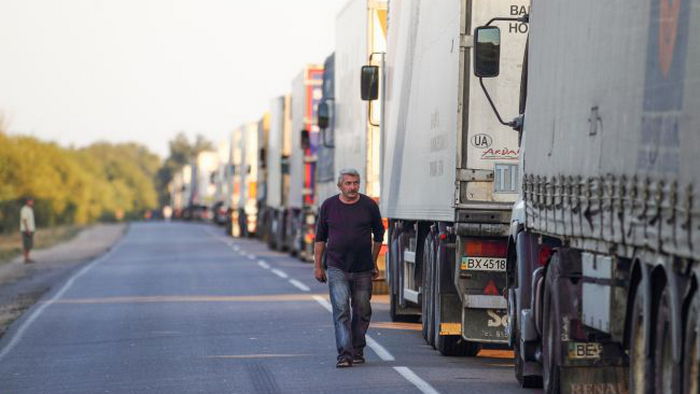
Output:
[{"xmin": 473, "ymin": 0, "xmax": 700, "ymax": 392}]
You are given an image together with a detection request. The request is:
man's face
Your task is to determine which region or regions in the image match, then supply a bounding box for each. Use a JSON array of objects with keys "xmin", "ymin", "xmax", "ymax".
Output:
[
  {"xmin": 27, "ymin": 199, "xmax": 34, "ymax": 207},
  {"xmin": 338, "ymin": 175, "xmax": 360, "ymax": 199}
]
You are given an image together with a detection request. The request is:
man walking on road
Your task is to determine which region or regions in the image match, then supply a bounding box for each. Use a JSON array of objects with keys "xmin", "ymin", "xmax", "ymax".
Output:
[
  {"xmin": 314, "ymin": 168, "xmax": 385, "ymax": 368},
  {"xmin": 20, "ymin": 197, "xmax": 36, "ymax": 264}
]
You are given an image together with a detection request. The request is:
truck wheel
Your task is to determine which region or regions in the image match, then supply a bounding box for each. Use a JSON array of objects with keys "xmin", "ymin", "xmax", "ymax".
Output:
[
  {"xmin": 628, "ymin": 282, "xmax": 651, "ymax": 393},
  {"xmin": 433, "ymin": 298, "xmax": 479, "ymax": 356},
  {"xmin": 654, "ymin": 286, "xmax": 680, "ymax": 393},
  {"xmin": 542, "ymin": 270, "xmax": 560, "ymax": 394},
  {"xmin": 433, "ymin": 282, "xmax": 479, "ymax": 356},
  {"xmin": 421, "ymin": 235, "xmax": 436, "ymax": 347},
  {"xmin": 684, "ymin": 293, "xmax": 699, "ymax": 394}
]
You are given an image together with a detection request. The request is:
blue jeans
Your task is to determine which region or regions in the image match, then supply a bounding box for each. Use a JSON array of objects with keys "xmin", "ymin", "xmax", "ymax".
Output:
[{"xmin": 327, "ymin": 267, "xmax": 373, "ymax": 361}]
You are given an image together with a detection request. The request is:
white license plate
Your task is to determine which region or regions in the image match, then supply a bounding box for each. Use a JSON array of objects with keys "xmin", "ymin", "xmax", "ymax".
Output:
[
  {"xmin": 568, "ymin": 342, "xmax": 602, "ymax": 360},
  {"xmin": 460, "ymin": 257, "xmax": 506, "ymax": 271}
]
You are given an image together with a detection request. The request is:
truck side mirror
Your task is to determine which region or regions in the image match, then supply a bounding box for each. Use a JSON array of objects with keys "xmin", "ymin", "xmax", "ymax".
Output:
[
  {"xmin": 300, "ymin": 129, "xmax": 310, "ymax": 150},
  {"xmin": 473, "ymin": 26, "xmax": 501, "ymax": 78},
  {"xmin": 317, "ymin": 101, "xmax": 330, "ymax": 129},
  {"xmin": 361, "ymin": 65, "xmax": 379, "ymax": 101}
]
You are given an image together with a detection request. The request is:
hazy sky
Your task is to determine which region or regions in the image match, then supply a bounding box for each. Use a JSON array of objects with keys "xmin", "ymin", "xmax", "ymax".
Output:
[{"xmin": 0, "ymin": 0, "xmax": 346, "ymax": 157}]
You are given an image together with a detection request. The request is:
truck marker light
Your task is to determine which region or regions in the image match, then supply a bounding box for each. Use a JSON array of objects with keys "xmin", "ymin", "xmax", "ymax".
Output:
[
  {"xmin": 439, "ymin": 233, "xmax": 448, "ymax": 241},
  {"xmin": 439, "ymin": 323, "xmax": 462, "ymax": 335},
  {"xmin": 464, "ymin": 239, "xmax": 507, "ymax": 257}
]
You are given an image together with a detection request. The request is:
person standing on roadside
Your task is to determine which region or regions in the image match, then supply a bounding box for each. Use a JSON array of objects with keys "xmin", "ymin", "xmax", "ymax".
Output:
[
  {"xmin": 314, "ymin": 168, "xmax": 385, "ymax": 368},
  {"xmin": 20, "ymin": 197, "xmax": 36, "ymax": 264}
]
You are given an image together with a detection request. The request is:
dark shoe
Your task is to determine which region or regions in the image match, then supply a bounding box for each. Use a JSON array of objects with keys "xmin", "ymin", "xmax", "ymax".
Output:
[
  {"xmin": 336, "ymin": 358, "xmax": 353, "ymax": 368},
  {"xmin": 353, "ymin": 354, "xmax": 365, "ymax": 364}
]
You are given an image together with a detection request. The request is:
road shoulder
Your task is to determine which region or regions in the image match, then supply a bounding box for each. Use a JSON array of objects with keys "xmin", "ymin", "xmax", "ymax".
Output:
[{"xmin": 0, "ymin": 223, "xmax": 127, "ymax": 337}]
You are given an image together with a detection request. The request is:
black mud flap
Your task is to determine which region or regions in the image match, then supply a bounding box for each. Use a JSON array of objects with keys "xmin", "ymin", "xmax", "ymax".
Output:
[{"xmin": 462, "ymin": 308, "xmax": 509, "ymax": 342}]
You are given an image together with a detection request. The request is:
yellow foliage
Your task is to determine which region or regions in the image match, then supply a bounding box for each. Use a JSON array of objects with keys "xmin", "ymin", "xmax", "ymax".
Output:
[{"xmin": 0, "ymin": 132, "xmax": 161, "ymax": 232}]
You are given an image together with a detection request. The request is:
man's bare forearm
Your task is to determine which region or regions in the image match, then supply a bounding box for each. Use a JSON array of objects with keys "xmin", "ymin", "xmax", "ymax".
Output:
[
  {"xmin": 314, "ymin": 242, "xmax": 326, "ymax": 269},
  {"xmin": 371, "ymin": 242, "xmax": 382, "ymax": 267}
]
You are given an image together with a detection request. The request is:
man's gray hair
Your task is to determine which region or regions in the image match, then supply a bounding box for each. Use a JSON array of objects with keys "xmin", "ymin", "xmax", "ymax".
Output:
[{"xmin": 337, "ymin": 168, "xmax": 361, "ymax": 186}]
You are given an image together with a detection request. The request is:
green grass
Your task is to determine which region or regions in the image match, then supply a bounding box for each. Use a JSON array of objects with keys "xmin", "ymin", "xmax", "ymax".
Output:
[{"xmin": 0, "ymin": 225, "xmax": 84, "ymax": 263}]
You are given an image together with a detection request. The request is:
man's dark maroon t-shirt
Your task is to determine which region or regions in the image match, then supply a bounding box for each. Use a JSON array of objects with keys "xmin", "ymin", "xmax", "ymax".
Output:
[{"xmin": 315, "ymin": 194, "xmax": 385, "ymax": 272}]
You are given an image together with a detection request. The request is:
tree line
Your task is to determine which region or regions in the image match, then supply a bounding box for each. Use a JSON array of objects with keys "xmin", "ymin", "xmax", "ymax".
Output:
[{"xmin": 0, "ymin": 127, "xmax": 213, "ymax": 233}]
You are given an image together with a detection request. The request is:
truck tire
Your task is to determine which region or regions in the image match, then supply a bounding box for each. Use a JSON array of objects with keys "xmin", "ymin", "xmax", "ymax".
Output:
[
  {"xmin": 433, "ymin": 295, "xmax": 479, "ymax": 356},
  {"xmin": 628, "ymin": 282, "xmax": 651, "ymax": 393},
  {"xmin": 421, "ymin": 235, "xmax": 436, "ymax": 347},
  {"xmin": 542, "ymin": 262, "xmax": 560, "ymax": 394},
  {"xmin": 654, "ymin": 286, "xmax": 680, "ymax": 393},
  {"xmin": 683, "ymin": 292, "xmax": 699, "ymax": 394}
]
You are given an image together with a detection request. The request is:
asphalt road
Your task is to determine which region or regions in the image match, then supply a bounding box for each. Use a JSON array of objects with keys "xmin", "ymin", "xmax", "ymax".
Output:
[{"xmin": 0, "ymin": 222, "xmax": 539, "ymax": 394}]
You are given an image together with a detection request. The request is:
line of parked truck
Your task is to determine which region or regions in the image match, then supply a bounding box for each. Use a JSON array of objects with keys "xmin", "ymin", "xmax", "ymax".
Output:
[{"xmin": 169, "ymin": 0, "xmax": 700, "ymax": 393}]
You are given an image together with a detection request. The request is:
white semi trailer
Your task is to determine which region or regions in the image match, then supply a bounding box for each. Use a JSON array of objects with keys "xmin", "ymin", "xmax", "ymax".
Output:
[
  {"xmin": 265, "ymin": 95, "xmax": 292, "ymax": 251},
  {"xmin": 363, "ymin": 0, "xmax": 528, "ymax": 355},
  {"xmin": 317, "ymin": 0, "xmax": 389, "ymax": 286},
  {"xmin": 231, "ymin": 122, "xmax": 259, "ymax": 237},
  {"xmin": 472, "ymin": 0, "xmax": 700, "ymax": 392},
  {"xmin": 256, "ymin": 113, "xmax": 271, "ymax": 243}
]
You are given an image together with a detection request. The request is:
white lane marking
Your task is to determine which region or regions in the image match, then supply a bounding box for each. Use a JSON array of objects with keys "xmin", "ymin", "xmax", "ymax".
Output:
[
  {"xmin": 366, "ymin": 335, "xmax": 395, "ymax": 362},
  {"xmin": 207, "ymin": 229, "xmax": 438, "ymax": 394},
  {"xmin": 393, "ymin": 367, "xmax": 440, "ymax": 394},
  {"xmin": 246, "ymin": 254, "xmax": 256, "ymax": 260},
  {"xmin": 288, "ymin": 279, "xmax": 310, "ymax": 292},
  {"xmin": 270, "ymin": 269, "xmax": 288, "ymax": 279},
  {"xmin": 0, "ymin": 237, "xmax": 125, "ymax": 361},
  {"xmin": 312, "ymin": 295, "xmax": 332, "ymax": 313},
  {"xmin": 311, "ymin": 295, "xmax": 395, "ymax": 362},
  {"xmin": 257, "ymin": 260, "xmax": 270, "ymax": 269}
]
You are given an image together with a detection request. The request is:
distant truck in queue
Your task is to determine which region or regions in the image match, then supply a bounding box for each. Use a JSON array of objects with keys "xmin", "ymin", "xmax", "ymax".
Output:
[
  {"xmin": 472, "ymin": 1, "xmax": 699, "ymax": 392},
  {"xmin": 230, "ymin": 122, "xmax": 259, "ymax": 237},
  {"xmin": 288, "ymin": 65, "xmax": 324, "ymax": 261},
  {"xmin": 263, "ymin": 95, "xmax": 293, "ymax": 251},
  {"xmin": 255, "ymin": 113, "xmax": 271, "ymax": 243},
  {"xmin": 361, "ymin": 0, "xmax": 528, "ymax": 356}
]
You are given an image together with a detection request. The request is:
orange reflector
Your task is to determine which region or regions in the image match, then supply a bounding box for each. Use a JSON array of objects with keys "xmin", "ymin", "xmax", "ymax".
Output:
[
  {"xmin": 484, "ymin": 280, "xmax": 500, "ymax": 296},
  {"xmin": 464, "ymin": 239, "xmax": 507, "ymax": 257}
]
